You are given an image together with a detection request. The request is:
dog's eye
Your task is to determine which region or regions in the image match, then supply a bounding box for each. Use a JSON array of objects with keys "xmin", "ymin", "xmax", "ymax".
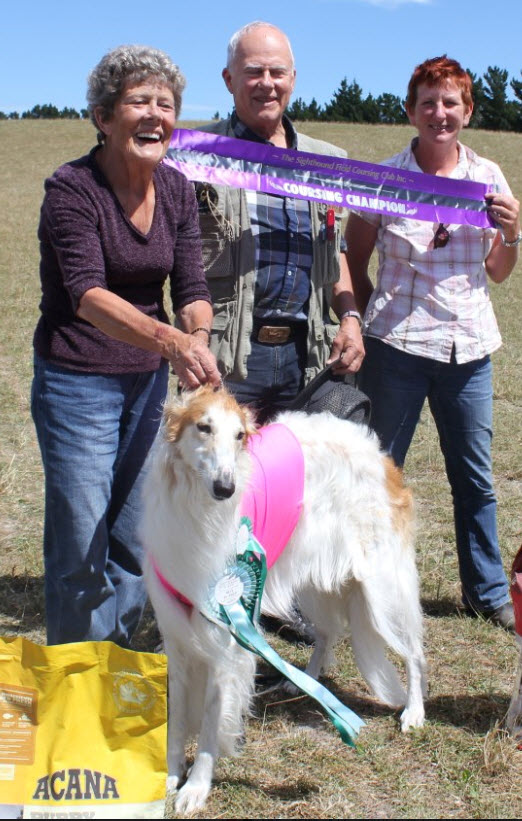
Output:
[
  {"xmin": 196, "ymin": 423, "xmax": 211, "ymax": 434},
  {"xmin": 236, "ymin": 431, "xmax": 245, "ymax": 441}
]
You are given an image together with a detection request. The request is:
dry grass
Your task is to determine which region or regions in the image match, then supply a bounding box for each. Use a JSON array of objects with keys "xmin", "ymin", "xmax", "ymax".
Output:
[{"xmin": 1, "ymin": 119, "xmax": 522, "ymax": 818}]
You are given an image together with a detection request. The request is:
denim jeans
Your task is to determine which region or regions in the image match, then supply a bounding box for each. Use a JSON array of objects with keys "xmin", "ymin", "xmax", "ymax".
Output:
[
  {"xmin": 226, "ymin": 330, "xmax": 307, "ymax": 424},
  {"xmin": 358, "ymin": 337, "xmax": 509, "ymax": 612},
  {"xmin": 31, "ymin": 355, "xmax": 169, "ymax": 645}
]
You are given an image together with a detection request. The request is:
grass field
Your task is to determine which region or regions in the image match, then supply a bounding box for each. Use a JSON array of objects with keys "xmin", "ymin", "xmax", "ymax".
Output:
[{"xmin": 1, "ymin": 119, "xmax": 521, "ymax": 818}]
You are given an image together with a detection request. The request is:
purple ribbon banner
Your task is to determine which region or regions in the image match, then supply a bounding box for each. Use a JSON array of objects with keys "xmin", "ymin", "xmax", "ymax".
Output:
[{"xmin": 165, "ymin": 129, "xmax": 494, "ymax": 228}]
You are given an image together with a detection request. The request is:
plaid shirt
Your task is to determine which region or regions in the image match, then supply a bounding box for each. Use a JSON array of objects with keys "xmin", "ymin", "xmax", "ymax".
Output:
[
  {"xmin": 232, "ymin": 113, "xmax": 312, "ymax": 322},
  {"xmin": 358, "ymin": 141, "xmax": 511, "ymax": 364}
]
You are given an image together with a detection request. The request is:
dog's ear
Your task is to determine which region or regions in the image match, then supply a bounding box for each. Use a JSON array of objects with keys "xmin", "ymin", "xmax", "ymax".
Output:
[
  {"xmin": 161, "ymin": 385, "xmax": 216, "ymax": 442},
  {"xmin": 162, "ymin": 394, "xmax": 188, "ymax": 443},
  {"xmin": 241, "ymin": 404, "xmax": 258, "ymax": 441}
]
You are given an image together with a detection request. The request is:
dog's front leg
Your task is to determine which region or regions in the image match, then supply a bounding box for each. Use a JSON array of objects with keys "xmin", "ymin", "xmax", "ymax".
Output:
[
  {"xmin": 175, "ymin": 670, "xmax": 222, "ymax": 814},
  {"xmin": 166, "ymin": 663, "xmax": 189, "ymax": 792}
]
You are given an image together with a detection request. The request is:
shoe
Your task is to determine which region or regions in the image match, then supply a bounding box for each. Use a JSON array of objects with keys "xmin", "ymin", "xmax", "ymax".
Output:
[
  {"xmin": 259, "ymin": 611, "xmax": 316, "ymax": 645},
  {"xmin": 465, "ymin": 602, "xmax": 515, "ymax": 633},
  {"xmin": 483, "ymin": 603, "xmax": 516, "ymax": 632}
]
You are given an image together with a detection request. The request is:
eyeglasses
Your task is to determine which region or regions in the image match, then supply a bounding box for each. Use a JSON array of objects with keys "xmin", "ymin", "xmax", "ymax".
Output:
[{"xmin": 433, "ymin": 223, "xmax": 450, "ymax": 249}]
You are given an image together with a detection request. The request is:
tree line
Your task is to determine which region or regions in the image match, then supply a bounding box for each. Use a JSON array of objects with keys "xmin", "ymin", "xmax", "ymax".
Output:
[
  {"xmin": 288, "ymin": 65, "xmax": 522, "ymax": 132},
  {"xmin": 2, "ymin": 65, "xmax": 522, "ymax": 131},
  {"xmin": 0, "ymin": 104, "xmax": 90, "ymax": 120}
]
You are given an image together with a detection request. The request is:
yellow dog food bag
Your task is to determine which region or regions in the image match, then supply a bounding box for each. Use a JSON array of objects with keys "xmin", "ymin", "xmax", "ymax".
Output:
[{"xmin": 0, "ymin": 636, "xmax": 168, "ymax": 818}]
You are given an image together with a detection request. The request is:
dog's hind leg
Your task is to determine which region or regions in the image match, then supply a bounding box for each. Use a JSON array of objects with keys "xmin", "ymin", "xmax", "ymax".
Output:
[
  {"xmin": 347, "ymin": 584, "xmax": 408, "ymax": 709},
  {"xmin": 299, "ymin": 589, "xmax": 346, "ymax": 677},
  {"xmin": 281, "ymin": 629, "xmax": 333, "ymax": 697},
  {"xmin": 349, "ymin": 577, "xmax": 426, "ymax": 731},
  {"xmin": 174, "ymin": 667, "xmax": 222, "ymax": 815},
  {"xmin": 280, "ymin": 590, "xmax": 344, "ymax": 696},
  {"xmin": 368, "ymin": 566, "xmax": 426, "ymax": 731},
  {"xmin": 398, "ymin": 650, "xmax": 427, "ymax": 732}
]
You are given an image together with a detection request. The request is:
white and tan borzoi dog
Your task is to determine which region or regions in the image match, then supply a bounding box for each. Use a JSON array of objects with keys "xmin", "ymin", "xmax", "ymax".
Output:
[{"xmin": 141, "ymin": 385, "xmax": 427, "ymax": 813}]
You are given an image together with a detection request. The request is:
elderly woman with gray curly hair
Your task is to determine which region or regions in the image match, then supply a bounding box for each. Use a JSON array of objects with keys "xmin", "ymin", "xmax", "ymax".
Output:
[{"xmin": 31, "ymin": 44, "xmax": 220, "ymax": 647}]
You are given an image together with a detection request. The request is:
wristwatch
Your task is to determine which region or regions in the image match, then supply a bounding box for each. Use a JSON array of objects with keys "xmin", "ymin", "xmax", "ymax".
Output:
[
  {"xmin": 339, "ymin": 310, "xmax": 362, "ymax": 325},
  {"xmin": 501, "ymin": 231, "xmax": 522, "ymax": 247}
]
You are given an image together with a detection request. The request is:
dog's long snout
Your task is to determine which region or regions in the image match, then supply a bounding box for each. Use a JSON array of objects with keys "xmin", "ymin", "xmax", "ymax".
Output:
[{"xmin": 213, "ymin": 476, "xmax": 236, "ymax": 500}]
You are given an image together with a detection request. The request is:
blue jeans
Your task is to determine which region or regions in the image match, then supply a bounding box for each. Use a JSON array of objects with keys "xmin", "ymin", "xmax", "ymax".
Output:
[
  {"xmin": 31, "ymin": 356, "xmax": 169, "ymax": 645},
  {"xmin": 358, "ymin": 337, "xmax": 509, "ymax": 612},
  {"xmin": 226, "ymin": 330, "xmax": 307, "ymax": 424}
]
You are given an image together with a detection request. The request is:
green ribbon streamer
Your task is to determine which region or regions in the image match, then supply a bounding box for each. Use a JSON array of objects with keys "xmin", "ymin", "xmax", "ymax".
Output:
[
  {"xmin": 204, "ymin": 517, "xmax": 365, "ymax": 746},
  {"xmin": 224, "ymin": 599, "xmax": 364, "ymax": 746}
]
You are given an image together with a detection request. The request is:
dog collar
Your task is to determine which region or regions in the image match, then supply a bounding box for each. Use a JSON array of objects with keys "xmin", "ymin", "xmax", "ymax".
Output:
[{"xmin": 150, "ymin": 556, "xmax": 193, "ymax": 612}]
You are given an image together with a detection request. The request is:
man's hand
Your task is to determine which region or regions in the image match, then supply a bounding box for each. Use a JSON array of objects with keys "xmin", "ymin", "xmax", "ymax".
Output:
[{"xmin": 326, "ymin": 316, "xmax": 365, "ymax": 374}]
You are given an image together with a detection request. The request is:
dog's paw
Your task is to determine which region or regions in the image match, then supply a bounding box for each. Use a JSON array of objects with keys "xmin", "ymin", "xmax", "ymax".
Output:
[
  {"xmin": 166, "ymin": 758, "xmax": 187, "ymax": 794},
  {"xmin": 166, "ymin": 774, "xmax": 182, "ymax": 793},
  {"xmin": 175, "ymin": 781, "xmax": 211, "ymax": 814},
  {"xmin": 400, "ymin": 704, "xmax": 425, "ymax": 732}
]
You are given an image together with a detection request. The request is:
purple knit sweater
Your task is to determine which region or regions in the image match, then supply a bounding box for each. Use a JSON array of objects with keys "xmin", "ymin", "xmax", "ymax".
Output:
[{"xmin": 34, "ymin": 147, "xmax": 211, "ymax": 373}]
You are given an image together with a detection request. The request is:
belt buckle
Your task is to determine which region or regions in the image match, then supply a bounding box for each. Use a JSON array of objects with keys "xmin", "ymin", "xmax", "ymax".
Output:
[{"xmin": 257, "ymin": 325, "xmax": 291, "ymax": 344}]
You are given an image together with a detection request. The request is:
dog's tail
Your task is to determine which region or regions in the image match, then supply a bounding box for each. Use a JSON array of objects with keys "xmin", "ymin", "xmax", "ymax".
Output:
[{"xmin": 347, "ymin": 584, "xmax": 407, "ymax": 708}]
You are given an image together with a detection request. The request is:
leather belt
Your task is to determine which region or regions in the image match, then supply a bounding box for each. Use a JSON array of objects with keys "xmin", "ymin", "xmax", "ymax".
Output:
[{"xmin": 255, "ymin": 325, "xmax": 300, "ymax": 344}]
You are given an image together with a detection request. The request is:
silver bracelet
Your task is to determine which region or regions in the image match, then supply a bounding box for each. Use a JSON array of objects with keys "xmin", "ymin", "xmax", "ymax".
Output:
[{"xmin": 501, "ymin": 230, "xmax": 522, "ymax": 247}]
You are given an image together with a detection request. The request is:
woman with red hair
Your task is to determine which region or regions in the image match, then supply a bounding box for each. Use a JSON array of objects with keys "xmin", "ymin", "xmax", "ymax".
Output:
[{"xmin": 346, "ymin": 56, "xmax": 520, "ymax": 630}]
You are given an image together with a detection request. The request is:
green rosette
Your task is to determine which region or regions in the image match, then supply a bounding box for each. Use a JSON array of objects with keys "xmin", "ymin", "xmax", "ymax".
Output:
[{"xmin": 202, "ymin": 517, "xmax": 365, "ymax": 746}]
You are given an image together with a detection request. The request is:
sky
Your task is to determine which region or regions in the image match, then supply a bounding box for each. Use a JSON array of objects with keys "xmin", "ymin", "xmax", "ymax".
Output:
[{"xmin": 2, "ymin": 0, "xmax": 521, "ymax": 120}]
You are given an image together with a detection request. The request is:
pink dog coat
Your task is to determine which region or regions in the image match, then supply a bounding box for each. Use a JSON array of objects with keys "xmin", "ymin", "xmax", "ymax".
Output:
[
  {"xmin": 241, "ymin": 423, "xmax": 304, "ymax": 568},
  {"xmin": 152, "ymin": 423, "xmax": 304, "ymax": 609}
]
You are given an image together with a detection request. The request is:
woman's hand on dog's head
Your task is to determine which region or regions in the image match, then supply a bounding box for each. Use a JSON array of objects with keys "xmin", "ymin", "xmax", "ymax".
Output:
[{"xmin": 170, "ymin": 333, "xmax": 221, "ymax": 389}]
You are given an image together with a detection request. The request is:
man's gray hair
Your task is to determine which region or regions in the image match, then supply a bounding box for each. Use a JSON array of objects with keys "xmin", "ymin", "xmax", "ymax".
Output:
[
  {"xmin": 87, "ymin": 44, "xmax": 186, "ymax": 137},
  {"xmin": 226, "ymin": 21, "xmax": 295, "ymax": 69}
]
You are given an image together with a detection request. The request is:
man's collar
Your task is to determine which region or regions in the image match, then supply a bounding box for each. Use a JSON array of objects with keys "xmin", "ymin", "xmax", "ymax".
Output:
[{"xmin": 231, "ymin": 110, "xmax": 297, "ymax": 149}]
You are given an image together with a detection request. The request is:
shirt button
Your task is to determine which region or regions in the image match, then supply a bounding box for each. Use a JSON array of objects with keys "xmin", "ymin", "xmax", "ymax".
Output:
[{"xmin": 287, "ymin": 271, "xmax": 293, "ymax": 277}]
